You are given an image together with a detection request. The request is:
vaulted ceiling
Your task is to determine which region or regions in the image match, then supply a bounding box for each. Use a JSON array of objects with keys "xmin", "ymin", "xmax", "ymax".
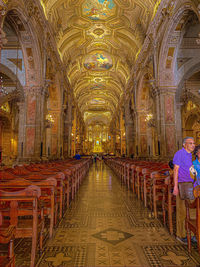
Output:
[{"xmin": 42, "ymin": 0, "xmax": 159, "ymax": 127}]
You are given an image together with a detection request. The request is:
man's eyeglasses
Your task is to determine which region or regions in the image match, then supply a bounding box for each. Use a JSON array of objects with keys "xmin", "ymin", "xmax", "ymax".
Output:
[{"xmin": 186, "ymin": 142, "xmax": 195, "ymax": 145}]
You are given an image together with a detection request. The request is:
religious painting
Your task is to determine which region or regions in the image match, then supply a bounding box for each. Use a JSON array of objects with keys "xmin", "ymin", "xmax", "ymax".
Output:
[
  {"xmin": 90, "ymin": 98, "xmax": 105, "ymax": 104},
  {"xmin": 26, "ymin": 127, "xmax": 35, "ymax": 155},
  {"xmin": 84, "ymin": 52, "xmax": 113, "ymax": 70},
  {"xmin": 166, "ymin": 125, "xmax": 175, "ymax": 155},
  {"xmin": 165, "ymin": 95, "xmax": 174, "ymax": 123},
  {"xmin": 82, "ymin": 0, "xmax": 116, "ymax": 21}
]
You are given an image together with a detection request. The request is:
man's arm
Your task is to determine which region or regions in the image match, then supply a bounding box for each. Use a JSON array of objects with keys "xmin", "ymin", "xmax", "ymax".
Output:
[{"xmin": 173, "ymin": 164, "xmax": 179, "ymax": 196}]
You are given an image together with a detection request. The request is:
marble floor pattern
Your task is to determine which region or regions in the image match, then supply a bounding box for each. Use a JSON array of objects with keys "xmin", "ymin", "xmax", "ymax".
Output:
[{"xmin": 14, "ymin": 163, "xmax": 200, "ymax": 266}]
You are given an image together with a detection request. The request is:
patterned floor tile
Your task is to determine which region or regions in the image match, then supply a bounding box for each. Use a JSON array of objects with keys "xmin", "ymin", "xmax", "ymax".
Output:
[
  {"xmin": 143, "ymin": 244, "xmax": 199, "ymax": 267},
  {"xmin": 58, "ymin": 215, "xmax": 89, "ymax": 228},
  {"xmin": 92, "ymin": 228, "xmax": 133, "ymax": 245},
  {"xmin": 37, "ymin": 244, "xmax": 95, "ymax": 267}
]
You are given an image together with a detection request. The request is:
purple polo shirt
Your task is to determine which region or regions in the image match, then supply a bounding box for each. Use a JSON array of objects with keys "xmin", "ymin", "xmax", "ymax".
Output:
[{"xmin": 173, "ymin": 147, "xmax": 193, "ymax": 183}]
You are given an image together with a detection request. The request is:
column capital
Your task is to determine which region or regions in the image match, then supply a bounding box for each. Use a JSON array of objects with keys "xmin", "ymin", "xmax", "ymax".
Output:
[
  {"xmin": 125, "ymin": 121, "xmax": 134, "ymax": 127},
  {"xmin": 24, "ymin": 86, "xmax": 46, "ymax": 97},
  {"xmin": 0, "ymin": 29, "xmax": 7, "ymax": 48},
  {"xmin": 158, "ymin": 86, "xmax": 177, "ymax": 95},
  {"xmin": 17, "ymin": 101, "xmax": 25, "ymax": 110}
]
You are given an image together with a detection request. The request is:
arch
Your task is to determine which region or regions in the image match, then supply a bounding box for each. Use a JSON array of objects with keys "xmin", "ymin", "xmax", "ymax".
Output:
[
  {"xmin": 158, "ymin": 1, "xmax": 198, "ymax": 87},
  {"xmin": 3, "ymin": 6, "xmax": 44, "ymax": 86},
  {"xmin": 0, "ymin": 63, "xmax": 24, "ymax": 101},
  {"xmin": 176, "ymin": 62, "xmax": 200, "ymax": 102}
]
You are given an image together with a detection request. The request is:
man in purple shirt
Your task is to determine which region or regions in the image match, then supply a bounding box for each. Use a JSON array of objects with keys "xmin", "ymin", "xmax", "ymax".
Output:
[{"xmin": 173, "ymin": 137, "xmax": 196, "ymax": 244}]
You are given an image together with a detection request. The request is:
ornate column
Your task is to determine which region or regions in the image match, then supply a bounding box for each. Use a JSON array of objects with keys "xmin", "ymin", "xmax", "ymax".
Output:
[
  {"xmin": 125, "ymin": 122, "xmax": 135, "ymax": 156},
  {"xmin": 17, "ymin": 102, "xmax": 26, "ymax": 161},
  {"xmin": 175, "ymin": 102, "xmax": 183, "ymax": 150},
  {"xmin": 0, "ymin": 4, "xmax": 7, "ymax": 61},
  {"xmin": 17, "ymin": 86, "xmax": 45, "ymax": 162},
  {"xmin": 41, "ymin": 88, "xmax": 49, "ymax": 160},
  {"xmin": 35, "ymin": 87, "xmax": 46, "ymax": 159},
  {"xmin": 158, "ymin": 87, "xmax": 177, "ymax": 158},
  {"xmin": 111, "ymin": 132, "xmax": 116, "ymax": 155},
  {"xmin": 124, "ymin": 98, "xmax": 135, "ymax": 156},
  {"xmin": 0, "ymin": 121, "xmax": 2, "ymax": 163},
  {"xmin": 63, "ymin": 96, "xmax": 72, "ymax": 158}
]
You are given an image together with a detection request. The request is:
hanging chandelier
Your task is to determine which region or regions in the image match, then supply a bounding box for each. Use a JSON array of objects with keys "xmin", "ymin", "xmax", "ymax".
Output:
[{"xmin": 0, "ymin": 76, "xmax": 8, "ymax": 96}]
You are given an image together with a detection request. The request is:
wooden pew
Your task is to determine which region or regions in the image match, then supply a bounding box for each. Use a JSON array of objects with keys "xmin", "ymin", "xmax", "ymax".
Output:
[
  {"xmin": 0, "ymin": 211, "xmax": 15, "ymax": 267},
  {"xmin": 149, "ymin": 171, "xmax": 170, "ymax": 218},
  {"xmin": 185, "ymin": 185, "xmax": 200, "ymax": 254},
  {"xmin": 3, "ymin": 168, "xmax": 65, "ymax": 220},
  {"xmin": 162, "ymin": 174, "xmax": 176, "ymax": 234},
  {"xmin": 0, "ymin": 185, "xmax": 44, "ymax": 267},
  {"xmin": 0, "ymin": 177, "xmax": 57, "ymax": 238}
]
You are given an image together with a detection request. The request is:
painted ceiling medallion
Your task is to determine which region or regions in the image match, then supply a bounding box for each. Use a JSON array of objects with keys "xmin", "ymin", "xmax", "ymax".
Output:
[
  {"xmin": 82, "ymin": 0, "xmax": 116, "ymax": 21},
  {"xmin": 91, "ymin": 84, "xmax": 105, "ymax": 90},
  {"xmin": 86, "ymin": 24, "xmax": 111, "ymax": 39},
  {"xmin": 84, "ymin": 52, "xmax": 113, "ymax": 71},
  {"xmin": 90, "ymin": 98, "xmax": 106, "ymax": 104},
  {"xmin": 93, "ymin": 28, "xmax": 105, "ymax": 36},
  {"xmin": 93, "ymin": 77, "xmax": 105, "ymax": 83}
]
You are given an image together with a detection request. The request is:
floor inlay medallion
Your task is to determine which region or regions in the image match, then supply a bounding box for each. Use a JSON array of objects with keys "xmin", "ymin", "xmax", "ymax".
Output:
[{"xmin": 92, "ymin": 228, "xmax": 133, "ymax": 245}]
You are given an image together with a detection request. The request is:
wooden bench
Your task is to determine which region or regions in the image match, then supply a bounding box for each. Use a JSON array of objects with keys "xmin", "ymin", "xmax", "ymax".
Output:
[
  {"xmin": 0, "ymin": 177, "xmax": 57, "ymax": 238},
  {"xmin": 149, "ymin": 171, "xmax": 170, "ymax": 218},
  {"xmin": 0, "ymin": 211, "xmax": 15, "ymax": 267},
  {"xmin": 185, "ymin": 185, "xmax": 200, "ymax": 254},
  {"xmin": 0, "ymin": 185, "xmax": 44, "ymax": 267},
  {"xmin": 162, "ymin": 174, "xmax": 176, "ymax": 234}
]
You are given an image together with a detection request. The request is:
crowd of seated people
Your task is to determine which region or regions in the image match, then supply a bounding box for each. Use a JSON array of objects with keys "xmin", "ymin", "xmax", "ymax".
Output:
[
  {"xmin": 0, "ymin": 157, "xmax": 92, "ymax": 267},
  {"xmin": 104, "ymin": 138, "xmax": 200, "ymax": 255}
]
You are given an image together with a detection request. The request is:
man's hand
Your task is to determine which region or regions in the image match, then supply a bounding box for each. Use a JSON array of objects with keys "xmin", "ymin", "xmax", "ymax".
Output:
[
  {"xmin": 173, "ymin": 186, "xmax": 179, "ymax": 196},
  {"xmin": 173, "ymin": 164, "xmax": 179, "ymax": 196}
]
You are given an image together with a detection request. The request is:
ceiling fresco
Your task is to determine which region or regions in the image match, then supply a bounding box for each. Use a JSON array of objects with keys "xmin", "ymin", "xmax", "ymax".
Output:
[
  {"xmin": 42, "ymin": 0, "xmax": 159, "ymax": 127},
  {"xmin": 84, "ymin": 52, "xmax": 113, "ymax": 71},
  {"xmin": 82, "ymin": 0, "xmax": 116, "ymax": 21}
]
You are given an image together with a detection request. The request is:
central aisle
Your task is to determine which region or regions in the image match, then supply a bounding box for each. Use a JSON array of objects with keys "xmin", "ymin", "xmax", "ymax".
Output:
[{"xmin": 37, "ymin": 162, "xmax": 200, "ymax": 267}]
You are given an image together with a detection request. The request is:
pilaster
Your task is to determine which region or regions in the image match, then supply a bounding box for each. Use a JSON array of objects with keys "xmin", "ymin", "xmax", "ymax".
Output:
[
  {"xmin": 17, "ymin": 86, "xmax": 46, "ymax": 162},
  {"xmin": 125, "ymin": 121, "xmax": 135, "ymax": 156},
  {"xmin": 158, "ymin": 87, "xmax": 177, "ymax": 158}
]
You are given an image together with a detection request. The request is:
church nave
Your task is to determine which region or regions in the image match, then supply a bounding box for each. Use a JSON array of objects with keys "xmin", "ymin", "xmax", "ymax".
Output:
[{"xmin": 11, "ymin": 162, "xmax": 199, "ymax": 267}]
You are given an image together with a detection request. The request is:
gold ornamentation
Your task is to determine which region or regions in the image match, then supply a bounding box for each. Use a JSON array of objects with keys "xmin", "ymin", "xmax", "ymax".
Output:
[
  {"xmin": 45, "ymin": 252, "xmax": 71, "ymax": 266},
  {"xmin": 161, "ymin": 251, "xmax": 187, "ymax": 265},
  {"xmin": 93, "ymin": 28, "xmax": 104, "ymax": 36}
]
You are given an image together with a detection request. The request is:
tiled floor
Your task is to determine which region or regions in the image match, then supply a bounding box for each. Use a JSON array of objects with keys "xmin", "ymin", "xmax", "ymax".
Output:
[{"xmin": 12, "ymin": 162, "xmax": 200, "ymax": 266}]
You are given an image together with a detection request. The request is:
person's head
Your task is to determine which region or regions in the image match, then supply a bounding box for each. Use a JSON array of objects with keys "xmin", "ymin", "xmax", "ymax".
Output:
[
  {"xmin": 194, "ymin": 145, "xmax": 200, "ymax": 159},
  {"xmin": 183, "ymin": 137, "xmax": 195, "ymax": 153}
]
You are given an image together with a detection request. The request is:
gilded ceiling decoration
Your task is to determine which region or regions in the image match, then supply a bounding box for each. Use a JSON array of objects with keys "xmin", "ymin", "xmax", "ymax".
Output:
[
  {"xmin": 41, "ymin": 0, "xmax": 159, "ymax": 127},
  {"xmin": 82, "ymin": 0, "xmax": 116, "ymax": 21},
  {"xmin": 84, "ymin": 52, "xmax": 113, "ymax": 70}
]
